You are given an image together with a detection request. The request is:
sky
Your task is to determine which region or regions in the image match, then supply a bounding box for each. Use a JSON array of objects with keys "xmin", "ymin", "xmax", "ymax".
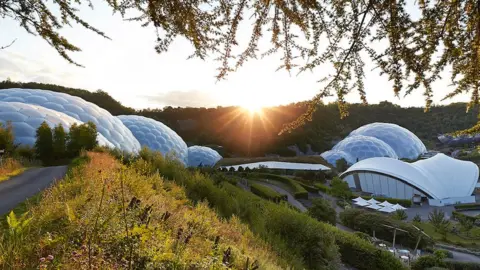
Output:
[{"xmin": 0, "ymin": 2, "xmax": 471, "ymax": 110}]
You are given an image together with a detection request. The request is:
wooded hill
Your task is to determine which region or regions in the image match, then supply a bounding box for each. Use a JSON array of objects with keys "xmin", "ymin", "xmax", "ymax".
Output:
[{"xmin": 1, "ymin": 80, "xmax": 478, "ymax": 157}]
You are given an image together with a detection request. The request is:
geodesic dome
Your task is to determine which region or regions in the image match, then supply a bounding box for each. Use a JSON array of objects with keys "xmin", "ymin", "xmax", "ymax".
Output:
[
  {"xmin": 0, "ymin": 102, "xmax": 114, "ymax": 148},
  {"xmin": 117, "ymin": 115, "xmax": 188, "ymax": 165},
  {"xmin": 320, "ymin": 150, "xmax": 355, "ymax": 167},
  {"xmin": 333, "ymin": 135, "xmax": 398, "ymax": 162},
  {"xmin": 188, "ymin": 146, "xmax": 222, "ymax": 167},
  {"xmin": 0, "ymin": 88, "xmax": 140, "ymax": 152},
  {"xmin": 349, "ymin": 123, "xmax": 427, "ymax": 160}
]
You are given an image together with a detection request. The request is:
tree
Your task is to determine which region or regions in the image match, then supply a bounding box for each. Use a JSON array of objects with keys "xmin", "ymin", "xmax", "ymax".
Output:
[
  {"xmin": 237, "ymin": 166, "xmax": 245, "ymax": 172},
  {"xmin": 0, "ymin": 122, "xmax": 15, "ymax": 154},
  {"xmin": 52, "ymin": 124, "xmax": 67, "ymax": 160},
  {"xmin": 308, "ymin": 198, "xmax": 336, "ymax": 225},
  {"xmin": 335, "ymin": 159, "xmax": 348, "ymax": 173},
  {"xmin": 428, "ymin": 209, "xmax": 450, "ymax": 235},
  {"xmin": 67, "ymin": 122, "xmax": 98, "ymax": 157},
  {"xmin": 35, "ymin": 122, "xmax": 53, "ymax": 164},
  {"xmin": 328, "ymin": 177, "xmax": 352, "ymax": 200},
  {"xmin": 458, "ymin": 216, "xmax": 474, "ymax": 235},
  {"xmin": 8, "ymin": 1, "xmax": 480, "ymax": 134},
  {"xmin": 413, "ymin": 213, "xmax": 422, "ymax": 223},
  {"xmin": 393, "ymin": 210, "xmax": 408, "ymax": 221}
]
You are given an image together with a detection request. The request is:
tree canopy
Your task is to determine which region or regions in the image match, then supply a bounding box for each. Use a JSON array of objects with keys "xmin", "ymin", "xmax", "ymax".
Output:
[{"xmin": 4, "ymin": 0, "xmax": 480, "ymax": 132}]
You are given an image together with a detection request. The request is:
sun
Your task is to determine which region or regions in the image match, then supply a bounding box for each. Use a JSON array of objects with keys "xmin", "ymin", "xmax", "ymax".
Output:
[{"xmin": 242, "ymin": 103, "xmax": 264, "ymax": 114}]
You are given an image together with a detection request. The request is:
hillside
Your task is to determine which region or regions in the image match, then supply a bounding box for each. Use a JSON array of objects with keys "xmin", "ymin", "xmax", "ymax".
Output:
[
  {"xmin": 0, "ymin": 152, "xmax": 286, "ymax": 269},
  {"xmin": 1, "ymin": 80, "xmax": 478, "ymax": 157}
]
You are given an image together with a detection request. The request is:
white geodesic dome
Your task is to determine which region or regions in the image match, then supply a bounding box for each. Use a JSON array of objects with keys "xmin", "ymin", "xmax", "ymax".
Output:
[
  {"xmin": 0, "ymin": 102, "xmax": 114, "ymax": 148},
  {"xmin": 333, "ymin": 135, "xmax": 398, "ymax": 162},
  {"xmin": 187, "ymin": 146, "xmax": 222, "ymax": 167},
  {"xmin": 320, "ymin": 150, "xmax": 355, "ymax": 167},
  {"xmin": 0, "ymin": 88, "xmax": 140, "ymax": 152},
  {"xmin": 117, "ymin": 115, "xmax": 188, "ymax": 165},
  {"xmin": 349, "ymin": 122, "xmax": 427, "ymax": 160}
]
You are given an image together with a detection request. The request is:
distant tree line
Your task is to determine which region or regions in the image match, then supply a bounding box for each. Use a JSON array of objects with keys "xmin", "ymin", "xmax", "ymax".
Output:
[
  {"xmin": 2, "ymin": 81, "xmax": 479, "ymax": 157},
  {"xmin": 35, "ymin": 122, "xmax": 98, "ymax": 165}
]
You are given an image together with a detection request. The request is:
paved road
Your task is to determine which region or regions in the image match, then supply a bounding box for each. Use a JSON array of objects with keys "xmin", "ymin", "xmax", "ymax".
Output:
[
  {"xmin": 0, "ymin": 166, "xmax": 67, "ymax": 215},
  {"xmin": 447, "ymin": 250, "xmax": 480, "ymax": 263}
]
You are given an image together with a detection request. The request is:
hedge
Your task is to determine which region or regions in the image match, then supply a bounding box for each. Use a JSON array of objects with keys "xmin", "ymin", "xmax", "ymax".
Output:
[
  {"xmin": 444, "ymin": 261, "xmax": 480, "ymax": 270},
  {"xmin": 340, "ymin": 208, "xmax": 434, "ymax": 249},
  {"xmin": 314, "ymin": 183, "xmax": 330, "ymax": 193},
  {"xmin": 454, "ymin": 203, "xmax": 480, "ymax": 210},
  {"xmin": 452, "ymin": 210, "xmax": 480, "ymax": 222},
  {"xmin": 298, "ymin": 182, "xmax": 320, "ymax": 192},
  {"xmin": 257, "ymin": 173, "xmax": 309, "ymax": 199},
  {"xmin": 250, "ymin": 183, "xmax": 288, "ymax": 203}
]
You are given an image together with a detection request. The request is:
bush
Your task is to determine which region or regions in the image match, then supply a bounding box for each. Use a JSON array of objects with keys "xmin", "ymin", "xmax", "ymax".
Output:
[
  {"xmin": 329, "ymin": 177, "xmax": 352, "ymax": 199},
  {"xmin": 250, "ymin": 183, "xmax": 287, "ymax": 203},
  {"xmin": 0, "ymin": 121, "xmax": 14, "ymax": 154},
  {"xmin": 256, "ymin": 173, "xmax": 308, "ymax": 199},
  {"xmin": 308, "ymin": 198, "xmax": 336, "ymax": 225},
  {"xmin": 13, "ymin": 145, "xmax": 35, "ymax": 160},
  {"xmin": 454, "ymin": 203, "xmax": 480, "ymax": 210},
  {"xmin": 137, "ymin": 149, "xmax": 405, "ymax": 270},
  {"xmin": 340, "ymin": 208, "xmax": 434, "ymax": 249},
  {"xmin": 411, "ymin": 255, "xmax": 445, "ymax": 270},
  {"xmin": 298, "ymin": 182, "xmax": 320, "ymax": 192},
  {"xmin": 314, "ymin": 183, "xmax": 330, "ymax": 193}
]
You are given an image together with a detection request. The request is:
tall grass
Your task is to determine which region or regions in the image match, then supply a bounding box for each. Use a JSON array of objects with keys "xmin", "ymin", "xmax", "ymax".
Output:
[
  {"xmin": 0, "ymin": 158, "xmax": 24, "ymax": 182},
  {"xmin": 0, "ymin": 152, "xmax": 285, "ymax": 269}
]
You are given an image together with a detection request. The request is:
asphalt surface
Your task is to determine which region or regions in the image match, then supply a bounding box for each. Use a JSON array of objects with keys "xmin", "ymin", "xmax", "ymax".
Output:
[
  {"xmin": 447, "ymin": 250, "xmax": 480, "ymax": 263},
  {"xmin": 0, "ymin": 166, "xmax": 67, "ymax": 216}
]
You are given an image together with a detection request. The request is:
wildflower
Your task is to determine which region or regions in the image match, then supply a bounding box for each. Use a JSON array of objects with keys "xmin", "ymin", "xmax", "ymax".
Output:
[
  {"xmin": 47, "ymin": 255, "xmax": 54, "ymax": 261},
  {"xmin": 40, "ymin": 257, "xmax": 46, "ymax": 262}
]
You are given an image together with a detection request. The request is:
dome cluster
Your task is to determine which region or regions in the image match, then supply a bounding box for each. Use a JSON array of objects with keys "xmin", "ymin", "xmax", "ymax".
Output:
[
  {"xmin": 321, "ymin": 123, "xmax": 427, "ymax": 167},
  {"xmin": 0, "ymin": 88, "xmax": 222, "ymax": 167}
]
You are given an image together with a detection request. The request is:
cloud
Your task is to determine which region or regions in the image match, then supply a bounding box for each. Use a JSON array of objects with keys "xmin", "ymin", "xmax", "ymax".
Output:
[{"xmin": 142, "ymin": 90, "xmax": 222, "ymax": 108}]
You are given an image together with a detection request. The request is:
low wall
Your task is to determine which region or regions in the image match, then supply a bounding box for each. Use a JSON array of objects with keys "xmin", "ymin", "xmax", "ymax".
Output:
[{"xmin": 429, "ymin": 196, "xmax": 476, "ymax": 206}]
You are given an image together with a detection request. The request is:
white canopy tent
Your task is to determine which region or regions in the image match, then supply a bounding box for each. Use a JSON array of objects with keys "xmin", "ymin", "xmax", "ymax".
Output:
[
  {"xmin": 367, "ymin": 198, "xmax": 380, "ymax": 205},
  {"xmin": 354, "ymin": 201, "xmax": 370, "ymax": 207},
  {"xmin": 378, "ymin": 206, "xmax": 396, "ymax": 213},
  {"xmin": 353, "ymin": 197, "xmax": 368, "ymax": 203},
  {"xmin": 391, "ymin": 204, "xmax": 407, "ymax": 210},
  {"xmin": 378, "ymin": 201, "xmax": 394, "ymax": 208},
  {"xmin": 367, "ymin": 204, "xmax": 382, "ymax": 210}
]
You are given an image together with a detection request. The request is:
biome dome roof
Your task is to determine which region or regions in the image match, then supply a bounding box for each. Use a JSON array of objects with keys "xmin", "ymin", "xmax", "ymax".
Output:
[
  {"xmin": 117, "ymin": 115, "xmax": 188, "ymax": 164},
  {"xmin": 188, "ymin": 146, "xmax": 222, "ymax": 167},
  {"xmin": 0, "ymin": 102, "xmax": 114, "ymax": 148},
  {"xmin": 333, "ymin": 135, "xmax": 398, "ymax": 162},
  {"xmin": 0, "ymin": 88, "xmax": 140, "ymax": 152},
  {"xmin": 320, "ymin": 150, "xmax": 356, "ymax": 167},
  {"xmin": 349, "ymin": 122, "xmax": 427, "ymax": 160},
  {"xmin": 341, "ymin": 154, "xmax": 478, "ymax": 200}
]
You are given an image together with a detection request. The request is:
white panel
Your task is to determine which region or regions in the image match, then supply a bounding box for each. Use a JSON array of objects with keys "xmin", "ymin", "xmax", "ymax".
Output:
[
  {"xmin": 396, "ymin": 181, "xmax": 405, "ymax": 199},
  {"xmin": 372, "ymin": 174, "xmax": 382, "ymax": 195},
  {"xmin": 365, "ymin": 173, "xmax": 373, "ymax": 193},
  {"xmin": 381, "ymin": 175, "xmax": 389, "ymax": 196},
  {"xmin": 405, "ymin": 185, "xmax": 414, "ymax": 199},
  {"xmin": 388, "ymin": 177, "xmax": 397, "ymax": 198},
  {"xmin": 359, "ymin": 173, "xmax": 367, "ymax": 191},
  {"xmin": 345, "ymin": 175, "xmax": 355, "ymax": 188}
]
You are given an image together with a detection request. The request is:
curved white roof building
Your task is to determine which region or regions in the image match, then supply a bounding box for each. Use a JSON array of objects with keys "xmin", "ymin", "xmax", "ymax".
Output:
[
  {"xmin": 187, "ymin": 146, "xmax": 222, "ymax": 167},
  {"xmin": 340, "ymin": 154, "xmax": 479, "ymax": 206}
]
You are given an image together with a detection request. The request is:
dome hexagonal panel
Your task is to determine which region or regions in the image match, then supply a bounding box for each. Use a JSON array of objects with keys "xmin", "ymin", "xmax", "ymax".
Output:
[
  {"xmin": 0, "ymin": 88, "xmax": 140, "ymax": 152},
  {"xmin": 333, "ymin": 135, "xmax": 398, "ymax": 162},
  {"xmin": 117, "ymin": 115, "xmax": 188, "ymax": 164},
  {"xmin": 188, "ymin": 146, "xmax": 222, "ymax": 167},
  {"xmin": 320, "ymin": 150, "xmax": 355, "ymax": 167},
  {"xmin": 349, "ymin": 122, "xmax": 427, "ymax": 160},
  {"xmin": 0, "ymin": 102, "xmax": 114, "ymax": 148}
]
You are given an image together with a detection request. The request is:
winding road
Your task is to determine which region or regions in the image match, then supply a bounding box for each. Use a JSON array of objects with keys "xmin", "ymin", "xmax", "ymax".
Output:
[{"xmin": 0, "ymin": 166, "xmax": 67, "ymax": 216}]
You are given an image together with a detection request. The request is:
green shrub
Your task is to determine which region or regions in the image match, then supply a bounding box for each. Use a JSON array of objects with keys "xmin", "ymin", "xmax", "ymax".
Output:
[
  {"xmin": 256, "ymin": 173, "xmax": 308, "ymax": 199},
  {"xmin": 314, "ymin": 183, "xmax": 330, "ymax": 193},
  {"xmin": 250, "ymin": 183, "xmax": 287, "ymax": 203},
  {"xmin": 411, "ymin": 255, "xmax": 444, "ymax": 270},
  {"xmin": 298, "ymin": 182, "xmax": 319, "ymax": 192},
  {"xmin": 308, "ymin": 198, "xmax": 336, "ymax": 225},
  {"xmin": 329, "ymin": 177, "xmax": 352, "ymax": 199},
  {"xmin": 340, "ymin": 208, "xmax": 434, "ymax": 249},
  {"xmin": 454, "ymin": 203, "xmax": 480, "ymax": 210}
]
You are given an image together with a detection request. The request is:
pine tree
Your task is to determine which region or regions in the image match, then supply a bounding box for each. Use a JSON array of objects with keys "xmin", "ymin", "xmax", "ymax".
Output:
[
  {"xmin": 67, "ymin": 122, "xmax": 98, "ymax": 157},
  {"xmin": 35, "ymin": 122, "xmax": 53, "ymax": 165},
  {"xmin": 53, "ymin": 124, "xmax": 67, "ymax": 160}
]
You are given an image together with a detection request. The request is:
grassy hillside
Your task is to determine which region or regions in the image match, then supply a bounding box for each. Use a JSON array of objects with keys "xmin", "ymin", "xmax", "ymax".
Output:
[
  {"xmin": 0, "ymin": 152, "xmax": 286, "ymax": 269},
  {"xmin": 2, "ymin": 80, "xmax": 477, "ymax": 157}
]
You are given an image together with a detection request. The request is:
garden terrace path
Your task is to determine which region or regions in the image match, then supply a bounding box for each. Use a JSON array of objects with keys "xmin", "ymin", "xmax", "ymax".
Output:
[{"xmin": 0, "ymin": 166, "xmax": 67, "ymax": 216}]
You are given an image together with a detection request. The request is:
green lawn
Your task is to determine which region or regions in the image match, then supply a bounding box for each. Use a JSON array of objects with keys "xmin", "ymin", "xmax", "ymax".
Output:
[{"xmin": 414, "ymin": 222, "xmax": 479, "ymax": 247}]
